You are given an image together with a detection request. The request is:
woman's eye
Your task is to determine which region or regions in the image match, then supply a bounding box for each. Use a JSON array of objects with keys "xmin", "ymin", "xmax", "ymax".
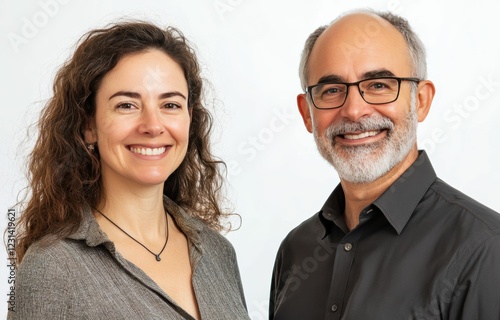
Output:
[
  {"xmin": 163, "ymin": 102, "xmax": 181, "ymax": 109},
  {"xmin": 117, "ymin": 103, "xmax": 135, "ymax": 109}
]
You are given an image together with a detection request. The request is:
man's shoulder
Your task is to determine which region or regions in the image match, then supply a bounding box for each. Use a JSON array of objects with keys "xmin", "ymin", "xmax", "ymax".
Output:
[
  {"xmin": 429, "ymin": 178, "xmax": 500, "ymax": 228},
  {"xmin": 279, "ymin": 212, "xmax": 325, "ymax": 248}
]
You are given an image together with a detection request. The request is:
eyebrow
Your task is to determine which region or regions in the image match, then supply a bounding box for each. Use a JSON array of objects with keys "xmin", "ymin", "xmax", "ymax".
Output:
[
  {"xmin": 315, "ymin": 69, "xmax": 397, "ymax": 84},
  {"xmin": 316, "ymin": 75, "xmax": 344, "ymax": 84},
  {"xmin": 361, "ymin": 69, "xmax": 396, "ymax": 79},
  {"xmin": 108, "ymin": 91, "xmax": 187, "ymax": 100}
]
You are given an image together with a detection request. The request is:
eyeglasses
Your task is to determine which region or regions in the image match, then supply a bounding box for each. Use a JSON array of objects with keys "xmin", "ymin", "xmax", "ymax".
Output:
[{"xmin": 306, "ymin": 77, "xmax": 420, "ymax": 110}]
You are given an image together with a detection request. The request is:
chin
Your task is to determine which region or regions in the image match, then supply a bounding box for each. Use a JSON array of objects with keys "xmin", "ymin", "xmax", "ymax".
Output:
[{"xmin": 132, "ymin": 173, "xmax": 171, "ymax": 187}]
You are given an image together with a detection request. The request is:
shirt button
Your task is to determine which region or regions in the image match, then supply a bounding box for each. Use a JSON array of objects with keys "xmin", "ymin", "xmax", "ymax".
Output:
[
  {"xmin": 331, "ymin": 304, "xmax": 338, "ymax": 312},
  {"xmin": 344, "ymin": 243, "xmax": 352, "ymax": 251}
]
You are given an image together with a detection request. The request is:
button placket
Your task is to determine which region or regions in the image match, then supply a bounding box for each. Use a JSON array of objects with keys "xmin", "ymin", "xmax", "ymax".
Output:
[{"xmin": 326, "ymin": 233, "xmax": 360, "ymax": 319}]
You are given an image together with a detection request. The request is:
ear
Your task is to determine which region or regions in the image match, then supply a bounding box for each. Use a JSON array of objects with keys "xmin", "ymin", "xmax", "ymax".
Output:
[
  {"xmin": 297, "ymin": 93, "xmax": 313, "ymax": 133},
  {"xmin": 84, "ymin": 120, "xmax": 97, "ymax": 144},
  {"xmin": 415, "ymin": 80, "xmax": 435, "ymax": 122}
]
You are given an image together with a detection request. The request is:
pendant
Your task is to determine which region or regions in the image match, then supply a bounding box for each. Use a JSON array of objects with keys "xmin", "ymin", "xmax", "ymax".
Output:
[{"xmin": 156, "ymin": 255, "xmax": 161, "ymax": 262}]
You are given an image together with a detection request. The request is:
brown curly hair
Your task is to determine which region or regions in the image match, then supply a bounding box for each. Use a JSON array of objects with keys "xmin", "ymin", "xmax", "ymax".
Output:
[{"xmin": 13, "ymin": 21, "xmax": 230, "ymax": 263}]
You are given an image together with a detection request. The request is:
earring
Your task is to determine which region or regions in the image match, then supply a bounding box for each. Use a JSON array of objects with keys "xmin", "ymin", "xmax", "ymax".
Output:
[{"xmin": 87, "ymin": 143, "xmax": 95, "ymax": 151}]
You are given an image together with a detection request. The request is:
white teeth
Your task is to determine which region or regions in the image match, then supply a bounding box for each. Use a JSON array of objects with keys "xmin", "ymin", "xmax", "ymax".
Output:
[
  {"xmin": 344, "ymin": 130, "xmax": 380, "ymax": 140},
  {"xmin": 130, "ymin": 147, "xmax": 166, "ymax": 156}
]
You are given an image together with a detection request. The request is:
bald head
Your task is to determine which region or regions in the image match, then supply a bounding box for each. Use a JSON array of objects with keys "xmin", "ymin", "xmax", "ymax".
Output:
[{"xmin": 299, "ymin": 10, "xmax": 427, "ymax": 90}]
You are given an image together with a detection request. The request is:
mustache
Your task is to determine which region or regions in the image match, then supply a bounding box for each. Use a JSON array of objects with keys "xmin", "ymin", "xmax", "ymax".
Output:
[{"xmin": 325, "ymin": 114, "xmax": 395, "ymax": 137}]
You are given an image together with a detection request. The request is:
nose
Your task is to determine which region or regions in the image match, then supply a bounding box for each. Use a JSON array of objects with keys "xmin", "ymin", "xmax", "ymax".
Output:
[
  {"xmin": 339, "ymin": 84, "xmax": 374, "ymax": 122},
  {"xmin": 139, "ymin": 107, "xmax": 164, "ymax": 136}
]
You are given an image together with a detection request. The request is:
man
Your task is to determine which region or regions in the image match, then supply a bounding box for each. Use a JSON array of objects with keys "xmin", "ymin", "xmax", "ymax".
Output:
[{"xmin": 269, "ymin": 9, "xmax": 500, "ymax": 320}]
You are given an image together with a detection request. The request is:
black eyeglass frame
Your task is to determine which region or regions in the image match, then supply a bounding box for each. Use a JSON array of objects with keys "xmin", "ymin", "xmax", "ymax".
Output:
[{"xmin": 305, "ymin": 76, "xmax": 421, "ymax": 110}]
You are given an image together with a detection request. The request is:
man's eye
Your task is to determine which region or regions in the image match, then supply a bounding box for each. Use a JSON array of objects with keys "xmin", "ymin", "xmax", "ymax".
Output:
[
  {"xmin": 325, "ymin": 88, "xmax": 339, "ymax": 94},
  {"xmin": 322, "ymin": 85, "xmax": 345, "ymax": 95},
  {"xmin": 371, "ymin": 83, "xmax": 387, "ymax": 89},
  {"xmin": 365, "ymin": 81, "xmax": 392, "ymax": 91}
]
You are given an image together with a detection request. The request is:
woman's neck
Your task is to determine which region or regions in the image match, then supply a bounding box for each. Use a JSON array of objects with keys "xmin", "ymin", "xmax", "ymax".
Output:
[{"xmin": 96, "ymin": 180, "xmax": 167, "ymax": 239}]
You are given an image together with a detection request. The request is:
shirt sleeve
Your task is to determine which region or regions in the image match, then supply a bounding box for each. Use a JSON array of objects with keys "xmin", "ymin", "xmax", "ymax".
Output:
[
  {"xmin": 8, "ymin": 244, "xmax": 72, "ymax": 320},
  {"xmin": 269, "ymin": 243, "xmax": 284, "ymax": 320},
  {"xmin": 447, "ymin": 231, "xmax": 500, "ymax": 319},
  {"xmin": 228, "ymin": 239, "xmax": 248, "ymax": 311}
]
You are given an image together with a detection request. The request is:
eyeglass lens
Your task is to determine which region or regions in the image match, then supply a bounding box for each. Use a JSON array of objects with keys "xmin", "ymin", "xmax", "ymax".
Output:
[{"xmin": 311, "ymin": 78, "xmax": 400, "ymax": 109}]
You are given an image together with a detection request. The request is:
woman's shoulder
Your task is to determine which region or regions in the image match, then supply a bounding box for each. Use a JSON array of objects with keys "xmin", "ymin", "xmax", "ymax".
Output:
[
  {"xmin": 165, "ymin": 197, "xmax": 236, "ymax": 251},
  {"xmin": 15, "ymin": 240, "xmax": 73, "ymax": 293},
  {"xmin": 18, "ymin": 236, "xmax": 90, "ymax": 280},
  {"xmin": 186, "ymin": 212, "xmax": 237, "ymax": 249},
  {"xmin": 201, "ymin": 224, "xmax": 237, "ymax": 250},
  {"xmin": 11, "ymin": 238, "xmax": 84, "ymax": 318}
]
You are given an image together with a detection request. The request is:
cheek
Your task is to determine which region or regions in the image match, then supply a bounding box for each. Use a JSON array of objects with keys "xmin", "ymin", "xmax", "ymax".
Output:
[
  {"xmin": 169, "ymin": 117, "xmax": 191, "ymax": 143},
  {"xmin": 383, "ymin": 106, "xmax": 409, "ymax": 125},
  {"xmin": 96, "ymin": 118, "xmax": 128, "ymax": 145},
  {"xmin": 311, "ymin": 110, "xmax": 340, "ymax": 133},
  {"xmin": 373, "ymin": 99, "xmax": 408, "ymax": 123}
]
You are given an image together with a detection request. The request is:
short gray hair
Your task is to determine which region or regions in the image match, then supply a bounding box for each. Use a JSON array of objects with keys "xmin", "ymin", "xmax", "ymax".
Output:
[{"xmin": 298, "ymin": 9, "xmax": 427, "ymax": 91}]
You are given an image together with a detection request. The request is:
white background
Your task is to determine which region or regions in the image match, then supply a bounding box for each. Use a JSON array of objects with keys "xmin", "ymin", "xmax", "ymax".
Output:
[{"xmin": 1, "ymin": 0, "xmax": 500, "ymax": 318}]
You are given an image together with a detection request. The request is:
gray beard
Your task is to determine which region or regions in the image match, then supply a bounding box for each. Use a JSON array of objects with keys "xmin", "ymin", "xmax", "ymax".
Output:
[{"xmin": 313, "ymin": 103, "xmax": 418, "ymax": 184}]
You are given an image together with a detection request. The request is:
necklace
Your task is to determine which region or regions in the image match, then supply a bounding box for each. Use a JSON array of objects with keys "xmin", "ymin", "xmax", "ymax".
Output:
[{"xmin": 94, "ymin": 208, "xmax": 169, "ymax": 262}]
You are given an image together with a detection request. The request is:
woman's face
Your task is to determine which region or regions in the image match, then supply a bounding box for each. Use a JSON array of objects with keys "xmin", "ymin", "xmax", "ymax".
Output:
[{"xmin": 85, "ymin": 49, "xmax": 191, "ymax": 189}]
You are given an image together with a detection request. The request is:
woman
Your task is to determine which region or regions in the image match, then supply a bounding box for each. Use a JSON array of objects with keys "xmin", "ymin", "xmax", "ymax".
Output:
[{"xmin": 9, "ymin": 21, "xmax": 249, "ymax": 320}]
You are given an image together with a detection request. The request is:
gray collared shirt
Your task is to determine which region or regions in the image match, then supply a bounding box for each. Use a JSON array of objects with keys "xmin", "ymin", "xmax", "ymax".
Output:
[
  {"xmin": 270, "ymin": 151, "xmax": 500, "ymax": 319},
  {"xmin": 9, "ymin": 197, "xmax": 250, "ymax": 319}
]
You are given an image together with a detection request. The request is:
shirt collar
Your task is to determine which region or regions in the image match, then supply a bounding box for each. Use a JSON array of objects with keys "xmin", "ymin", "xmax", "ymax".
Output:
[
  {"xmin": 163, "ymin": 196, "xmax": 204, "ymax": 252},
  {"xmin": 68, "ymin": 206, "xmax": 109, "ymax": 247},
  {"xmin": 374, "ymin": 150, "xmax": 436, "ymax": 234},
  {"xmin": 320, "ymin": 184, "xmax": 347, "ymax": 236},
  {"xmin": 320, "ymin": 150, "xmax": 437, "ymax": 235}
]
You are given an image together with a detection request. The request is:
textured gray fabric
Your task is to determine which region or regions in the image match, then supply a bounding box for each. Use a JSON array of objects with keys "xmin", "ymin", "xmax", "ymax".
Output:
[{"xmin": 9, "ymin": 197, "xmax": 250, "ymax": 320}]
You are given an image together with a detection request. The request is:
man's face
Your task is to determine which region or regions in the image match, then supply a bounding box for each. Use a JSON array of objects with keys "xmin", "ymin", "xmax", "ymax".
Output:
[{"xmin": 299, "ymin": 13, "xmax": 421, "ymax": 184}]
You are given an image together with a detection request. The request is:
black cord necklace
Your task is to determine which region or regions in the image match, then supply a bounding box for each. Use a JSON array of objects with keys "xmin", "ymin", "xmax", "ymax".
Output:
[{"xmin": 94, "ymin": 208, "xmax": 169, "ymax": 262}]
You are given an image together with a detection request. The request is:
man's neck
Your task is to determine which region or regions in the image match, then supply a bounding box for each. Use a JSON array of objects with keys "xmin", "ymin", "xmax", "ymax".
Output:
[{"xmin": 341, "ymin": 148, "xmax": 419, "ymax": 230}]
